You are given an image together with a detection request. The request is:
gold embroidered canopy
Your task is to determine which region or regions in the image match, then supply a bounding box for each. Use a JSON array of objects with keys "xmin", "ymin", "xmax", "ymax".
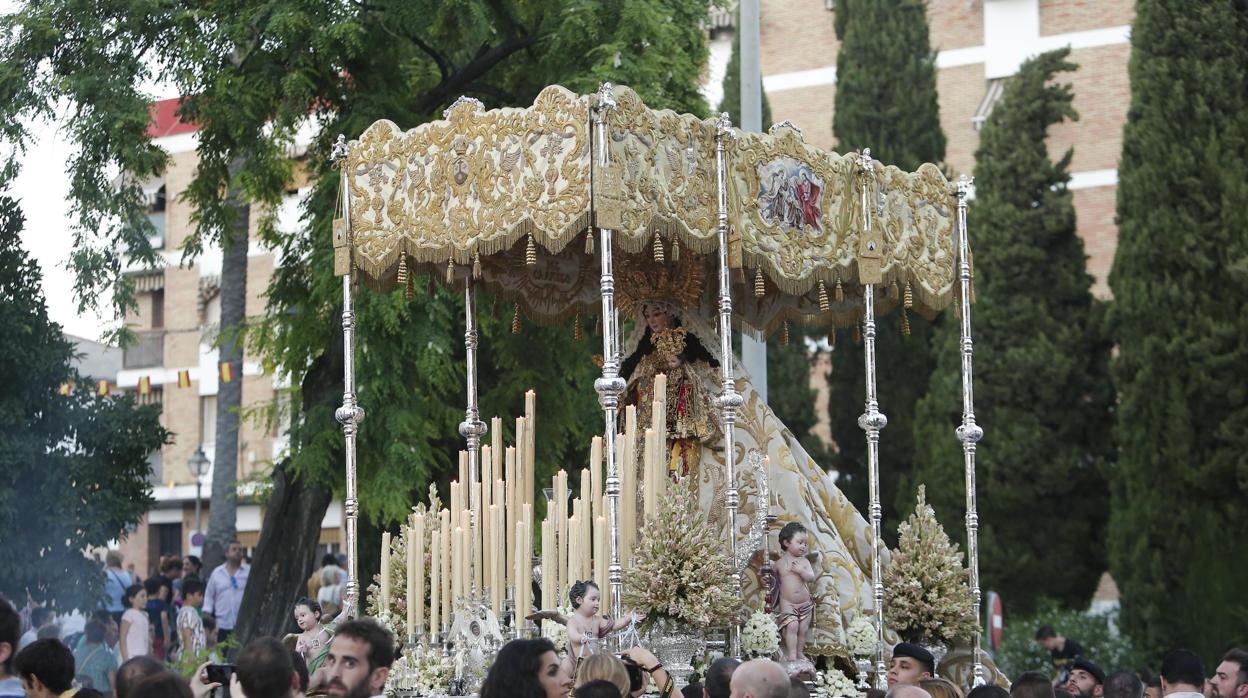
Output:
[{"xmin": 339, "ymin": 84, "xmax": 958, "ymax": 332}]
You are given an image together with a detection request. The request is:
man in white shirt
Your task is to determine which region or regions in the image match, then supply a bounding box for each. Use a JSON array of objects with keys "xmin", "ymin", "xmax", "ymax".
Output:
[
  {"xmin": 1161, "ymin": 649, "xmax": 1208, "ymax": 698},
  {"xmin": 203, "ymin": 540, "xmax": 250, "ymax": 643},
  {"xmin": 16, "ymin": 608, "xmax": 55, "ymax": 652}
]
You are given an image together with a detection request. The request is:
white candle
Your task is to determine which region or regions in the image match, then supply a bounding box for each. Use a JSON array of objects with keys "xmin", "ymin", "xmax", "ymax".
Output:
[
  {"xmin": 524, "ymin": 391, "xmax": 536, "ymax": 510},
  {"xmin": 431, "ymin": 528, "xmax": 441, "ymax": 635},
  {"xmin": 568, "ymin": 513, "xmax": 580, "ymax": 590},
  {"xmin": 380, "ymin": 531, "xmax": 392, "ymax": 612},
  {"xmin": 440, "ymin": 509, "xmax": 451, "ymax": 626},
  {"xmin": 405, "ymin": 523, "xmax": 415, "ymax": 635},
  {"xmin": 413, "ymin": 513, "xmax": 425, "ymax": 634},
  {"xmin": 505, "ymin": 445, "xmax": 517, "ymax": 590},
  {"xmin": 595, "ymin": 515, "xmax": 607, "ymax": 601},
  {"xmin": 453, "ymin": 525, "xmax": 465, "ymax": 603},
  {"xmin": 589, "ymin": 438, "xmax": 603, "ymax": 525},
  {"xmin": 541, "ymin": 519, "xmax": 554, "ymax": 611}
]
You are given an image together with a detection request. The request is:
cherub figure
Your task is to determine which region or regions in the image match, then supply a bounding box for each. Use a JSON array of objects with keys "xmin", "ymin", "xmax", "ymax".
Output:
[
  {"xmin": 775, "ymin": 521, "xmax": 816, "ymax": 661},
  {"xmin": 529, "ymin": 580, "xmax": 642, "ymax": 678}
]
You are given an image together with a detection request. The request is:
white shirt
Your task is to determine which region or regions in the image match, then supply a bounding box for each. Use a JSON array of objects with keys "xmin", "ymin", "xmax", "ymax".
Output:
[
  {"xmin": 203, "ymin": 562, "xmax": 250, "ymax": 631},
  {"xmin": 17, "ymin": 628, "xmax": 38, "ymax": 650}
]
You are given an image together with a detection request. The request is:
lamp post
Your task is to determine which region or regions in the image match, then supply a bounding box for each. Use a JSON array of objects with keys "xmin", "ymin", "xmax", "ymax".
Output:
[{"xmin": 188, "ymin": 446, "xmax": 209, "ymax": 535}]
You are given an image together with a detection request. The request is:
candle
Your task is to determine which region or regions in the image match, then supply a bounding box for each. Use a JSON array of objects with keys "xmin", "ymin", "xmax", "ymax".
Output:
[
  {"xmin": 505, "ymin": 445, "xmax": 517, "ymax": 588},
  {"xmin": 622, "ymin": 406, "xmax": 638, "ymax": 565},
  {"xmin": 556, "ymin": 472, "xmax": 568, "ymax": 599},
  {"xmin": 453, "ymin": 525, "xmax": 465, "ymax": 602},
  {"xmin": 589, "ymin": 438, "xmax": 603, "ymax": 526},
  {"xmin": 595, "ymin": 515, "xmax": 607, "ymax": 604},
  {"xmin": 524, "ymin": 391, "xmax": 536, "ymax": 510},
  {"xmin": 580, "ymin": 467, "xmax": 591, "ymax": 542},
  {"xmin": 541, "ymin": 519, "xmax": 554, "ymax": 611},
  {"xmin": 472, "ymin": 489, "xmax": 483, "ymax": 593},
  {"xmin": 413, "ymin": 513, "xmax": 425, "ymax": 635},
  {"xmin": 431, "ymin": 528, "xmax": 441, "ymax": 635},
  {"xmin": 514, "ymin": 417, "xmax": 527, "ymax": 505},
  {"xmin": 491, "ymin": 504, "xmax": 504, "ymax": 616},
  {"xmin": 491, "ymin": 416, "xmax": 503, "ymax": 481},
  {"xmin": 515, "ymin": 519, "xmax": 528, "ymax": 623},
  {"xmin": 568, "ymin": 513, "xmax": 580, "ymax": 588},
  {"xmin": 459, "ymin": 451, "xmax": 469, "ymax": 497},
  {"xmin": 652, "ymin": 373, "xmax": 667, "ymax": 432},
  {"xmin": 440, "ymin": 509, "xmax": 451, "ymax": 626},
  {"xmin": 582, "ymin": 502, "xmax": 592, "ymax": 585},
  {"xmin": 450, "ymin": 481, "xmax": 462, "ymax": 535},
  {"xmin": 380, "ymin": 531, "xmax": 391, "ymax": 612},
  {"xmin": 642, "ymin": 428, "xmax": 657, "ymax": 523},
  {"xmin": 406, "ymin": 522, "xmax": 416, "ymax": 635}
]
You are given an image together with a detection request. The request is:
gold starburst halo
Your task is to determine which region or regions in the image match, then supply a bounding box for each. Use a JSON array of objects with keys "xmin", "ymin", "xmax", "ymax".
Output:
[{"xmin": 616, "ymin": 247, "xmax": 707, "ymax": 319}]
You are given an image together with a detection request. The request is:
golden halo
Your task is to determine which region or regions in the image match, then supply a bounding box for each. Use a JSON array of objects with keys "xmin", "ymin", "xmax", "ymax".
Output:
[{"xmin": 615, "ymin": 248, "xmax": 707, "ymax": 318}]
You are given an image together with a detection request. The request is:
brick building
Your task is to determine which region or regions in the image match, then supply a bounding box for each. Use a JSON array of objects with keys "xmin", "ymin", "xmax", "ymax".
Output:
[{"xmin": 109, "ymin": 100, "xmax": 341, "ymax": 576}]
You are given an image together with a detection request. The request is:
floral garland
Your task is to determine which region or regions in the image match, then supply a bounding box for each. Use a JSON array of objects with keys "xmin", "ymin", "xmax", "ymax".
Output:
[
  {"xmin": 384, "ymin": 642, "xmax": 453, "ymax": 697},
  {"xmin": 817, "ymin": 667, "xmax": 858, "ymax": 698},
  {"xmin": 741, "ymin": 611, "xmax": 781, "ymax": 659},
  {"xmin": 846, "ymin": 616, "xmax": 877, "ymax": 659}
]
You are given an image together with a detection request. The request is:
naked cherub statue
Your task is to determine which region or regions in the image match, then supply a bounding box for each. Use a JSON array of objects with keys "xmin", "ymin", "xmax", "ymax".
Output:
[
  {"xmin": 775, "ymin": 521, "xmax": 815, "ymax": 662},
  {"xmin": 528, "ymin": 579, "xmax": 643, "ymax": 678}
]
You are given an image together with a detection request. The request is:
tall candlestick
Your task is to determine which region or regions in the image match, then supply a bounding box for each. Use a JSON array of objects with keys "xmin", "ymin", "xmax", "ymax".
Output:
[
  {"xmin": 440, "ymin": 509, "xmax": 451, "ymax": 627},
  {"xmin": 541, "ymin": 519, "xmax": 554, "ymax": 611},
  {"xmin": 567, "ymin": 513, "xmax": 581, "ymax": 589},
  {"xmin": 413, "ymin": 513, "xmax": 425, "ymax": 635},
  {"xmin": 380, "ymin": 531, "xmax": 392, "ymax": 612},
  {"xmin": 491, "ymin": 416, "xmax": 503, "ymax": 481},
  {"xmin": 524, "ymin": 391, "xmax": 536, "ymax": 510},
  {"xmin": 581, "ymin": 503, "xmax": 592, "ymax": 586},
  {"xmin": 406, "ymin": 523, "xmax": 416, "ymax": 635},
  {"xmin": 453, "ymin": 525, "xmax": 466, "ymax": 603},
  {"xmin": 642, "ymin": 428, "xmax": 657, "ymax": 522},
  {"xmin": 652, "ymin": 373, "xmax": 667, "ymax": 432},
  {"xmin": 595, "ymin": 515, "xmax": 607, "ymax": 602},
  {"xmin": 580, "ymin": 468, "xmax": 591, "ymax": 544},
  {"xmin": 472, "ymin": 490, "xmax": 483, "ymax": 593},
  {"xmin": 514, "ymin": 417, "xmax": 527, "ymax": 504},
  {"xmin": 450, "ymin": 481, "xmax": 462, "ymax": 535},
  {"xmin": 556, "ymin": 472, "xmax": 568, "ymax": 600},
  {"xmin": 618, "ymin": 431, "xmax": 634, "ymax": 568},
  {"xmin": 431, "ymin": 528, "xmax": 441, "ymax": 636},
  {"xmin": 516, "ymin": 520, "xmax": 529, "ymax": 622},
  {"xmin": 589, "ymin": 438, "xmax": 603, "ymax": 526},
  {"xmin": 505, "ymin": 445, "xmax": 517, "ymax": 590}
]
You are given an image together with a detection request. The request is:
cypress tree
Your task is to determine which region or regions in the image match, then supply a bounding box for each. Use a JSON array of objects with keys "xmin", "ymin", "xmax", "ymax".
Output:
[
  {"xmin": 1107, "ymin": 0, "xmax": 1248, "ymax": 660},
  {"xmin": 717, "ymin": 26, "xmax": 772, "ymax": 129},
  {"xmin": 910, "ymin": 49, "xmax": 1113, "ymax": 613},
  {"xmin": 828, "ymin": 0, "xmax": 945, "ymax": 528}
]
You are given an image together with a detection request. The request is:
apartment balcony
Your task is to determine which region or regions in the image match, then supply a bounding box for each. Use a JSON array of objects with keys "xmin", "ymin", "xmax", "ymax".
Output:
[{"xmin": 123, "ymin": 331, "xmax": 165, "ymax": 369}]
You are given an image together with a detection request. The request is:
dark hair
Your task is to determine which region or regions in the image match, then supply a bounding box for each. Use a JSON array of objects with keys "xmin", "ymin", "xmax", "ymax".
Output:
[
  {"xmin": 1056, "ymin": 690, "xmax": 1075, "ymax": 698},
  {"xmin": 1147, "ymin": 675, "xmax": 1161, "ymax": 690},
  {"xmin": 620, "ymin": 653, "xmax": 644, "ymax": 692},
  {"xmin": 143, "ymin": 576, "xmax": 165, "ymax": 597},
  {"xmin": 295, "ymin": 596, "xmax": 322, "ymax": 618},
  {"xmin": 578, "ymin": 679, "xmax": 623, "ymax": 698},
  {"xmin": 202, "ymin": 615, "xmax": 217, "ymax": 632},
  {"xmin": 182, "ymin": 577, "xmax": 206, "ymax": 598},
  {"xmin": 480, "ymin": 638, "xmax": 558, "ymax": 698},
  {"xmin": 289, "ymin": 648, "xmax": 309, "ymax": 692},
  {"xmin": 161, "ymin": 557, "xmax": 183, "ymax": 575},
  {"xmin": 334, "ymin": 619, "xmax": 395, "ymax": 672},
  {"xmin": 91, "ymin": 608, "xmax": 114, "ymax": 625},
  {"xmin": 238, "ymin": 636, "xmax": 295, "ymax": 698},
  {"xmin": 569, "ymin": 580, "xmax": 598, "ymax": 609},
  {"xmin": 970, "ymin": 686, "xmax": 1011, "ymax": 698},
  {"xmin": 1161, "ymin": 649, "xmax": 1205, "ymax": 688},
  {"xmin": 1035, "ymin": 624, "xmax": 1057, "ymax": 640},
  {"xmin": 31, "ymin": 606, "xmax": 55, "ymax": 628},
  {"xmin": 14, "ymin": 638, "xmax": 75, "ymax": 693},
  {"xmin": 1223, "ymin": 649, "xmax": 1248, "ymax": 686},
  {"xmin": 0, "ymin": 596, "xmax": 19, "ymax": 675},
  {"xmin": 84, "ymin": 619, "xmax": 108, "ymax": 644},
  {"xmin": 1105, "ymin": 672, "xmax": 1144, "ymax": 698},
  {"xmin": 1012, "ymin": 671, "xmax": 1057, "ymax": 698},
  {"xmin": 790, "ymin": 675, "xmax": 813, "ymax": 698},
  {"xmin": 322, "ymin": 553, "xmax": 340, "ymax": 567},
  {"xmin": 131, "ymin": 672, "xmax": 194, "ymax": 698},
  {"xmin": 705, "ymin": 656, "xmax": 741, "ymax": 698},
  {"xmin": 184, "ymin": 555, "xmax": 202, "ymax": 571},
  {"xmin": 778, "ymin": 521, "xmax": 807, "ymax": 551},
  {"xmin": 117, "ymin": 655, "xmax": 166, "ymax": 698},
  {"xmin": 78, "ymin": 689, "xmax": 107, "ymax": 698},
  {"xmin": 123, "ymin": 584, "xmax": 144, "ymax": 608}
]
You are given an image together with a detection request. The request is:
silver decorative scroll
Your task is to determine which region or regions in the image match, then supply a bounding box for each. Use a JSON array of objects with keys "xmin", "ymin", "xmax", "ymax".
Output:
[
  {"xmin": 856, "ymin": 150, "xmax": 889, "ymax": 688},
  {"xmin": 955, "ymin": 176, "xmax": 985, "ymax": 686},
  {"xmin": 333, "ymin": 135, "xmax": 366, "ymax": 614}
]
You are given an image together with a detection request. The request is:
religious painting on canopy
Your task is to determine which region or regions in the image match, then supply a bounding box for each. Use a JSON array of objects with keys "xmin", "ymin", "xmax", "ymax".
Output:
[{"xmin": 756, "ymin": 157, "xmax": 824, "ymax": 235}]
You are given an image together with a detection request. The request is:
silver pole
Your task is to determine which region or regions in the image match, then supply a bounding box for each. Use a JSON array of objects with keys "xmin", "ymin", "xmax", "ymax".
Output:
[
  {"xmin": 954, "ymin": 176, "xmax": 985, "ymax": 686},
  {"xmin": 714, "ymin": 113, "xmax": 744, "ymax": 658},
  {"xmin": 856, "ymin": 150, "xmax": 888, "ymax": 688},
  {"xmin": 459, "ymin": 277, "xmax": 486, "ymax": 596},
  {"xmin": 332, "ymin": 135, "xmax": 366, "ymax": 616},
  {"xmin": 738, "ymin": 0, "xmax": 768, "ymax": 401},
  {"xmin": 592, "ymin": 84, "xmax": 626, "ymax": 624}
]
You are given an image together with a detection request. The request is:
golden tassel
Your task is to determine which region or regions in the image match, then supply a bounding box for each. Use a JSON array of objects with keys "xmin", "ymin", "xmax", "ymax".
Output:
[
  {"xmin": 472, "ymin": 251, "xmax": 482, "ymax": 280},
  {"xmin": 446, "ymin": 258, "xmax": 454, "ymax": 285},
  {"xmin": 818, "ymin": 280, "xmax": 830, "ymax": 313},
  {"xmin": 754, "ymin": 265, "xmax": 765, "ymax": 298},
  {"xmin": 901, "ymin": 307, "xmax": 911, "ymax": 337},
  {"xmin": 835, "ymin": 277, "xmax": 844, "ymax": 304},
  {"xmin": 526, "ymin": 233, "xmax": 537, "ymax": 266},
  {"xmin": 904, "ymin": 281, "xmax": 914, "ymax": 309},
  {"xmin": 781, "ymin": 321, "xmax": 790, "ymax": 346},
  {"xmin": 671, "ymin": 237, "xmax": 680, "ymax": 261},
  {"xmin": 652, "ymin": 234, "xmax": 665, "ymax": 263},
  {"xmin": 512, "ymin": 305, "xmax": 522, "ymax": 334},
  {"xmin": 585, "ymin": 231, "xmax": 594, "ymax": 255},
  {"xmin": 574, "ymin": 313, "xmax": 584, "ymax": 341},
  {"xmin": 405, "ymin": 269, "xmax": 414, "ymax": 301},
  {"xmin": 396, "ymin": 254, "xmax": 409, "ymax": 290}
]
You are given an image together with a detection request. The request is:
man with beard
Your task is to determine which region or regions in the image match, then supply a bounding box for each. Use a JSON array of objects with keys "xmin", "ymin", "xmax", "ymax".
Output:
[
  {"xmin": 887, "ymin": 643, "xmax": 935, "ymax": 688},
  {"xmin": 1067, "ymin": 658, "xmax": 1106, "ymax": 698},
  {"xmin": 1212, "ymin": 650, "xmax": 1247, "ymax": 698},
  {"xmin": 320, "ymin": 620, "xmax": 393, "ymax": 698},
  {"xmin": 1160, "ymin": 650, "xmax": 1206, "ymax": 698}
]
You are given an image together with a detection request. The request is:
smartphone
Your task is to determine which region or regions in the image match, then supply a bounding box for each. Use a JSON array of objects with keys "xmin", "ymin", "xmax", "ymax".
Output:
[{"xmin": 205, "ymin": 664, "xmax": 235, "ymax": 686}]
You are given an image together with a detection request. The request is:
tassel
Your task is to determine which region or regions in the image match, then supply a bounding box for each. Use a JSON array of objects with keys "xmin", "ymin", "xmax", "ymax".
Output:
[
  {"xmin": 818, "ymin": 280, "xmax": 830, "ymax": 313},
  {"xmin": 574, "ymin": 313, "xmax": 584, "ymax": 341},
  {"xmin": 405, "ymin": 270, "xmax": 414, "ymax": 301},
  {"xmin": 889, "ymin": 280, "xmax": 900, "ymax": 301},
  {"xmin": 512, "ymin": 305, "xmax": 522, "ymax": 334},
  {"xmin": 754, "ymin": 265, "xmax": 765, "ymax": 298},
  {"xmin": 396, "ymin": 254, "xmax": 409, "ymax": 290},
  {"xmin": 901, "ymin": 308, "xmax": 911, "ymax": 337},
  {"xmin": 904, "ymin": 281, "xmax": 914, "ymax": 309},
  {"xmin": 834, "ymin": 277, "xmax": 844, "ymax": 304},
  {"xmin": 585, "ymin": 231, "xmax": 595, "ymax": 255},
  {"xmin": 671, "ymin": 237, "xmax": 680, "ymax": 261},
  {"xmin": 446, "ymin": 258, "xmax": 454, "ymax": 285},
  {"xmin": 652, "ymin": 234, "xmax": 665, "ymax": 263},
  {"xmin": 781, "ymin": 321, "xmax": 790, "ymax": 346},
  {"xmin": 526, "ymin": 233, "xmax": 537, "ymax": 265},
  {"xmin": 472, "ymin": 251, "xmax": 482, "ymax": 280}
]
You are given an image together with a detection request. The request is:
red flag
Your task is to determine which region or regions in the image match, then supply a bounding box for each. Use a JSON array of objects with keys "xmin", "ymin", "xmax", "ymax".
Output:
[
  {"xmin": 138, "ymin": 376, "xmax": 152, "ymax": 395},
  {"xmin": 177, "ymin": 370, "xmax": 191, "ymax": 388},
  {"xmin": 96, "ymin": 380, "xmax": 110, "ymax": 396},
  {"xmin": 219, "ymin": 361, "xmax": 234, "ymax": 383}
]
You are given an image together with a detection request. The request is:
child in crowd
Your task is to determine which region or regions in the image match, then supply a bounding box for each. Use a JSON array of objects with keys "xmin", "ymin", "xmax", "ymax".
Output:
[
  {"xmin": 119, "ymin": 584, "xmax": 150, "ymax": 661},
  {"xmin": 177, "ymin": 578, "xmax": 207, "ymax": 662},
  {"xmin": 143, "ymin": 577, "xmax": 171, "ymax": 659}
]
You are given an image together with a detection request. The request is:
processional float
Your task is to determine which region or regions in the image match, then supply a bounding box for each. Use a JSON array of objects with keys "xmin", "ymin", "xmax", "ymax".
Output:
[{"xmin": 329, "ymin": 82, "xmax": 986, "ymax": 686}]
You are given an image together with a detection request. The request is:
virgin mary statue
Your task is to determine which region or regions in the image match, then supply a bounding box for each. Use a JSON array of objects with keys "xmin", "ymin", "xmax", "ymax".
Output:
[{"xmin": 616, "ymin": 256, "xmax": 881, "ymax": 659}]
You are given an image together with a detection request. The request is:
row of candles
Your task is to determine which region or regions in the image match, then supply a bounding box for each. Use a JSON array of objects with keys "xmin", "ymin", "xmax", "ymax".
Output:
[{"xmin": 376, "ymin": 376, "xmax": 673, "ymax": 637}]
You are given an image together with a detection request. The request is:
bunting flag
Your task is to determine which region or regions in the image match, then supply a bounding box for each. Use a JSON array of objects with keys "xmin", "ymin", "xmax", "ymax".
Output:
[
  {"xmin": 96, "ymin": 380, "xmax": 110, "ymax": 396},
  {"xmin": 58, "ymin": 382, "xmax": 73, "ymax": 396},
  {"xmin": 138, "ymin": 376, "xmax": 152, "ymax": 395},
  {"xmin": 177, "ymin": 370, "xmax": 191, "ymax": 388},
  {"xmin": 219, "ymin": 361, "xmax": 234, "ymax": 383}
]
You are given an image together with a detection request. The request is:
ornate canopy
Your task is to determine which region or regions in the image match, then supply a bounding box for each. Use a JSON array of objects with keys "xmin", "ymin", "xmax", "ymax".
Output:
[{"xmin": 340, "ymin": 84, "xmax": 958, "ymax": 332}]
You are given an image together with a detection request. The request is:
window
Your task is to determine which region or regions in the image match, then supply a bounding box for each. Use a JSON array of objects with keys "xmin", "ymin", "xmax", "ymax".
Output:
[
  {"xmin": 201, "ymin": 396, "xmax": 217, "ymax": 447},
  {"xmin": 151, "ymin": 289, "xmax": 165, "ymax": 329},
  {"xmin": 147, "ymin": 184, "xmax": 167, "ymax": 249}
]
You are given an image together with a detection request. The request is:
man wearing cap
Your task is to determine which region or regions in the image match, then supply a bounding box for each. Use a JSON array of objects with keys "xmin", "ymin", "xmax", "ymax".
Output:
[
  {"xmin": 887, "ymin": 643, "xmax": 934, "ymax": 688},
  {"xmin": 1067, "ymin": 658, "xmax": 1106, "ymax": 698},
  {"xmin": 1160, "ymin": 650, "xmax": 1207, "ymax": 698}
]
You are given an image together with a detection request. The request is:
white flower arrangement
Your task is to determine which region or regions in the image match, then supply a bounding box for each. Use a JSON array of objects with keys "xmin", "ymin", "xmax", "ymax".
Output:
[
  {"xmin": 846, "ymin": 616, "xmax": 877, "ymax": 658},
  {"xmin": 385, "ymin": 642, "xmax": 453, "ymax": 697},
  {"xmin": 817, "ymin": 667, "xmax": 859, "ymax": 698},
  {"xmin": 741, "ymin": 611, "xmax": 781, "ymax": 659},
  {"xmin": 541, "ymin": 607, "xmax": 572, "ymax": 654},
  {"xmin": 370, "ymin": 607, "xmax": 404, "ymax": 643}
]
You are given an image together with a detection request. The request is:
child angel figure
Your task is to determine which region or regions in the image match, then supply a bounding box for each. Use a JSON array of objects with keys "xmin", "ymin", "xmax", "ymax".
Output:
[
  {"xmin": 775, "ymin": 521, "xmax": 816, "ymax": 661},
  {"xmin": 529, "ymin": 580, "xmax": 643, "ymax": 676}
]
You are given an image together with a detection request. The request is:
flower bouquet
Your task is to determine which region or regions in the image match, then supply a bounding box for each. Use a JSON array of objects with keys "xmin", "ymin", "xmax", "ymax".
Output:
[
  {"xmin": 846, "ymin": 616, "xmax": 877, "ymax": 659},
  {"xmin": 817, "ymin": 667, "xmax": 858, "ymax": 698},
  {"xmin": 741, "ymin": 611, "xmax": 781, "ymax": 659}
]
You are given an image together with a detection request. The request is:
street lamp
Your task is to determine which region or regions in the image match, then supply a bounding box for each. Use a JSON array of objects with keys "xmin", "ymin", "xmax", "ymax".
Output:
[{"xmin": 188, "ymin": 446, "xmax": 209, "ymax": 535}]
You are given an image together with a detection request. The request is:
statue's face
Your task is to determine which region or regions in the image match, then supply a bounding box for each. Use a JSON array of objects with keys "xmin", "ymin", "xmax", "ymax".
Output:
[{"xmin": 643, "ymin": 306, "xmax": 674, "ymax": 333}]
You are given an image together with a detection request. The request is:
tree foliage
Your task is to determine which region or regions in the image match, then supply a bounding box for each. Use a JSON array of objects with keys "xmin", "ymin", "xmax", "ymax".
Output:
[
  {"xmin": 1106, "ymin": 0, "xmax": 1248, "ymax": 661},
  {"xmin": 0, "ymin": 195, "xmax": 168, "ymax": 609},
  {"xmin": 910, "ymin": 49, "xmax": 1113, "ymax": 615},
  {"xmin": 828, "ymin": 0, "xmax": 945, "ymax": 530}
]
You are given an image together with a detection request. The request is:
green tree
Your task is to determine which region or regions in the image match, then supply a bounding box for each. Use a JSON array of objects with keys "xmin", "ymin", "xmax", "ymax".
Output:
[
  {"xmin": 1106, "ymin": 0, "xmax": 1248, "ymax": 661},
  {"xmin": 909, "ymin": 49, "xmax": 1113, "ymax": 614},
  {"xmin": 0, "ymin": 195, "xmax": 169, "ymax": 609},
  {"xmin": 716, "ymin": 26, "xmax": 772, "ymax": 129},
  {"xmin": 828, "ymin": 0, "xmax": 946, "ymax": 530}
]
